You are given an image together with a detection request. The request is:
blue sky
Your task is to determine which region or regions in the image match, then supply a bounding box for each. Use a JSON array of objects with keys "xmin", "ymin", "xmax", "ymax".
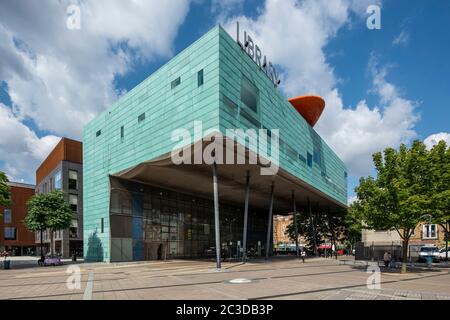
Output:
[{"xmin": 0, "ymin": 0, "xmax": 449, "ymax": 203}]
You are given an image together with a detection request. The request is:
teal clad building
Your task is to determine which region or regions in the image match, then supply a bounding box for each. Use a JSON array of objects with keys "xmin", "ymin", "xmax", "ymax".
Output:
[{"xmin": 83, "ymin": 25, "xmax": 347, "ymax": 263}]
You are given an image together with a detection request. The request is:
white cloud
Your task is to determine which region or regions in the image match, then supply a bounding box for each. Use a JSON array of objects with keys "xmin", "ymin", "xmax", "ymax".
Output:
[
  {"xmin": 424, "ymin": 132, "xmax": 450, "ymax": 149},
  {"xmin": 0, "ymin": 103, "xmax": 60, "ymax": 182},
  {"xmin": 221, "ymin": 0, "xmax": 418, "ymax": 177},
  {"xmin": 0, "ymin": 0, "xmax": 190, "ymax": 182},
  {"xmin": 392, "ymin": 30, "xmax": 409, "ymax": 46},
  {"xmin": 347, "ymin": 195, "xmax": 357, "ymax": 205}
]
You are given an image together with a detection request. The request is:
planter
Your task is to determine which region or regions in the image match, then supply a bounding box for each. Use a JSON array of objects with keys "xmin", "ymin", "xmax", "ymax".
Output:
[{"xmin": 3, "ymin": 260, "xmax": 10, "ymax": 270}]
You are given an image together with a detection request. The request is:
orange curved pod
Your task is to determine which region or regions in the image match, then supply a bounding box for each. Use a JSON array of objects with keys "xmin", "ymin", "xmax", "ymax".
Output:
[{"xmin": 288, "ymin": 95, "xmax": 325, "ymax": 127}]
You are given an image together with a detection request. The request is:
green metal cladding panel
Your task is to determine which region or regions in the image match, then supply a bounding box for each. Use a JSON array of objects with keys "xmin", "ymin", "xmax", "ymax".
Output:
[
  {"xmin": 83, "ymin": 27, "xmax": 222, "ymax": 261},
  {"xmin": 217, "ymin": 26, "xmax": 347, "ymax": 205}
]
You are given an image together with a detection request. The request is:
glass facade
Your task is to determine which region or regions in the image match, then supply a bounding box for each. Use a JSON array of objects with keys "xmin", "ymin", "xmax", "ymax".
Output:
[{"xmin": 109, "ymin": 177, "xmax": 268, "ymax": 261}]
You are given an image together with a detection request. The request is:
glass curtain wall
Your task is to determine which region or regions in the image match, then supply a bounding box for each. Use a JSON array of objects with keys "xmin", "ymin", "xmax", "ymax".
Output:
[{"xmin": 109, "ymin": 177, "xmax": 267, "ymax": 261}]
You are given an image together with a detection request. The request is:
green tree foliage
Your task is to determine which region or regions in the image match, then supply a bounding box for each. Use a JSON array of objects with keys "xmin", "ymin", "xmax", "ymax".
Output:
[
  {"xmin": 353, "ymin": 140, "xmax": 449, "ymax": 273},
  {"xmin": 0, "ymin": 171, "xmax": 11, "ymax": 208},
  {"xmin": 286, "ymin": 208, "xmax": 360, "ymax": 255},
  {"xmin": 343, "ymin": 205, "xmax": 363, "ymax": 251},
  {"xmin": 26, "ymin": 190, "xmax": 73, "ymax": 256},
  {"xmin": 428, "ymin": 141, "xmax": 450, "ymax": 260}
]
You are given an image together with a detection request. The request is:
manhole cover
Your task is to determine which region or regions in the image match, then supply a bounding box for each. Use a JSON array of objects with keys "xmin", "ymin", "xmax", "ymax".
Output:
[{"xmin": 228, "ymin": 278, "xmax": 252, "ymax": 284}]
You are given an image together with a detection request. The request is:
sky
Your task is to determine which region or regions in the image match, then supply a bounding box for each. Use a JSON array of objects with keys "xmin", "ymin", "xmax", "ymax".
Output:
[{"xmin": 0, "ymin": 0, "xmax": 449, "ymax": 203}]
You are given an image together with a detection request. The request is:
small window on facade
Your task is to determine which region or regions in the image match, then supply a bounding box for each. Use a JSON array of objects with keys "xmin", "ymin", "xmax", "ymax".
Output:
[
  {"xmin": 138, "ymin": 113, "xmax": 145, "ymax": 123},
  {"xmin": 307, "ymin": 152, "xmax": 313, "ymax": 168},
  {"xmin": 223, "ymin": 95, "xmax": 238, "ymax": 115},
  {"xmin": 197, "ymin": 69, "xmax": 204, "ymax": 87},
  {"xmin": 313, "ymin": 147, "xmax": 321, "ymax": 165},
  {"xmin": 68, "ymin": 170, "xmax": 78, "ymax": 190},
  {"xmin": 69, "ymin": 219, "xmax": 78, "ymax": 238},
  {"xmin": 240, "ymin": 75, "xmax": 259, "ymax": 113},
  {"xmin": 298, "ymin": 154, "xmax": 306, "ymax": 164},
  {"xmin": 120, "ymin": 126, "xmax": 124, "ymax": 140},
  {"xmin": 101, "ymin": 218, "xmax": 104, "ymax": 233},
  {"xmin": 4, "ymin": 227, "xmax": 16, "ymax": 240},
  {"xmin": 344, "ymin": 171, "xmax": 348, "ymax": 178},
  {"xmin": 423, "ymin": 224, "xmax": 437, "ymax": 239},
  {"xmin": 171, "ymin": 77, "xmax": 181, "ymax": 89},
  {"xmin": 4, "ymin": 209, "xmax": 11, "ymax": 224},
  {"xmin": 54, "ymin": 170, "xmax": 62, "ymax": 189},
  {"xmin": 69, "ymin": 194, "xmax": 78, "ymax": 212},
  {"xmin": 96, "ymin": 130, "xmax": 101, "ymax": 137}
]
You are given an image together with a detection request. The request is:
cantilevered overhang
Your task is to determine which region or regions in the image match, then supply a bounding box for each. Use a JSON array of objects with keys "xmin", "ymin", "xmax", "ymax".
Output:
[{"xmin": 112, "ymin": 135, "xmax": 347, "ymax": 214}]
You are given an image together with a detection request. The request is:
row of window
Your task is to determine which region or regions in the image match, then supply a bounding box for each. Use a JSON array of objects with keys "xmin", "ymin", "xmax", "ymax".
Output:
[
  {"xmin": 41, "ymin": 169, "xmax": 78, "ymax": 193},
  {"xmin": 171, "ymin": 69, "xmax": 204, "ymax": 90},
  {"xmin": 95, "ymin": 70, "xmax": 205, "ymax": 140},
  {"xmin": 34, "ymin": 221, "xmax": 80, "ymax": 242}
]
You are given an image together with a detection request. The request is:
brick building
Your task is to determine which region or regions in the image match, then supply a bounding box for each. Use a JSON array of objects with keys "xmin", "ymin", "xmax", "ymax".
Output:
[{"xmin": 0, "ymin": 182, "xmax": 36, "ymax": 256}]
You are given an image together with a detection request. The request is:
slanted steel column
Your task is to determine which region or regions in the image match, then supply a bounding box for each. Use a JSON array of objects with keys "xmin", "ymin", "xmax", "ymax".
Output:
[
  {"xmin": 213, "ymin": 161, "xmax": 221, "ymax": 270},
  {"xmin": 265, "ymin": 182, "xmax": 275, "ymax": 260},
  {"xmin": 242, "ymin": 171, "xmax": 250, "ymax": 263},
  {"xmin": 307, "ymin": 197, "xmax": 318, "ymax": 257},
  {"xmin": 292, "ymin": 190, "xmax": 299, "ymax": 259}
]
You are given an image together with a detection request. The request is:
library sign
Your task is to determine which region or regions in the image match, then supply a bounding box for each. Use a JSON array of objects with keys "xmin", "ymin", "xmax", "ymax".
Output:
[{"xmin": 236, "ymin": 22, "xmax": 281, "ymax": 87}]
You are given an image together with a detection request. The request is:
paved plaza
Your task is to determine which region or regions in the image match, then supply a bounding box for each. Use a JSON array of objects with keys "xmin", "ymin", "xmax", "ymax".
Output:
[{"xmin": 1, "ymin": 257, "xmax": 450, "ymax": 300}]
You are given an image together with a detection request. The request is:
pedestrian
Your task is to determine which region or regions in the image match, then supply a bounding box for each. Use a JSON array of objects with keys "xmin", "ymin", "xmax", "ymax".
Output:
[
  {"xmin": 383, "ymin": 251, "xmax": 392, "ymax": 268},
  {"xmin": 301, "ymin": 250, "xmax": 306, "ymax": 263},
  {"xmin": 157, "ymin": 243, "xmax": 162, "ymax": 260}
]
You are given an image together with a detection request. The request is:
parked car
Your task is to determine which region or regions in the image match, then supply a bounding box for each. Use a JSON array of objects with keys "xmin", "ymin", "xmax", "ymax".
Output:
[
  {"xmin": 439, "ymin": 248, "xmax": 450, "ymax": 261},
  {"xmin": 418, "ymin": 246, "xmax": 440, "ymax": 262}
]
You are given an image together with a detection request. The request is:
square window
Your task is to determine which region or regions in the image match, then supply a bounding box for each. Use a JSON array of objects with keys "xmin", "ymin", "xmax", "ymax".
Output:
[
  {"xmin": 4, "ymin": 209, "xmax": 11, "ymax": 224},
  {"xmin": 4, "ymin": 227, "xmax": 16, "ymax": 240},
  {"xmin": 68, "ymin": 170, "xmax": 78, "ymax": 190},
  {"xmin": 96, "ymin": 130, "xmax": 101, "ymax": 137},
  {"xmin": 138, "ymin": 113, "xmax": 145, "ymax": 123},
  {"xmin": 69, "ymin": 194, "xmax": 78, "ymax": 212},
  {"xmin": 171, "ymin": 77, "xmax": 181, "ymax": 89}
]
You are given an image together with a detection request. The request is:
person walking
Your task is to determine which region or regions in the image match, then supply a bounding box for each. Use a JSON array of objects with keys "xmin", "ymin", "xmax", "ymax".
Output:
[
  {"xmin": 301, "ymin": 250, "xmax": 306, "ymax": 263},
  {"xmin": 383, "ymin": 251, "xmax": 392, "ymax": 268}
]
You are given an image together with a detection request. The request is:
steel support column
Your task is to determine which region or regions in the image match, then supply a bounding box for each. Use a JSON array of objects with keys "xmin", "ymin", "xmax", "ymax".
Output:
[
  {"xmin": 292, "ymin": 190, "xmax": 299, "ymax": 259},
  {"xmin": 308, "ymin": 197, "xmax": 318, "ymax": 257},
  {"xmin": 242, "ymin": 171, "xmax": 250, "ymax": 263},
  {"xmin": 265, "ymin": 182, "xmax": 275, "ymax": 260},
  {"xmin": 213, "ymin": 161, "xmax": 221, "ymax": 270}
]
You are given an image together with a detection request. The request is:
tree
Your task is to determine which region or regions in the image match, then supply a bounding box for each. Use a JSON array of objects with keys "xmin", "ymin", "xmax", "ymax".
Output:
[
  {"xmin": 0, "ymin": 171, "xmax": 11, "ymax": 208},
  {"xmin": 354, "ymin": 141, "xmax": 431, "ymax": 273},
  {"xmin": 286, "ymin": 211, "xmax": 325, "ymax": 254},
  {"xmin": 26, "ymin": 190, "xmax": 73, "ymax": 257},
  {"xmin": 286, "ymin": 209, "xmax": 354, "ymax": 256},
  {"xmin": 342, "ymin": 205, "xmax": 363, "ymax": 254},
  {"xmin": 428, "ymin": 141, "xmax": 450, "ymax": 260}
]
